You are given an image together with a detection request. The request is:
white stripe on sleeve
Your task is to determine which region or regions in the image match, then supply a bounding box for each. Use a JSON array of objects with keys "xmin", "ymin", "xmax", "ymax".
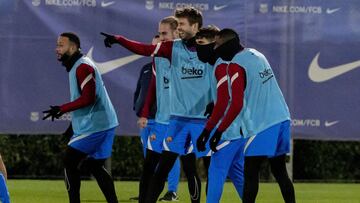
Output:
[
  {"xmin": 230, "ymin": 72, "xmax": 239, "ymax": 85},
  {"xmin": 151, "ymin": 42, "xmax": 162, "ymax": 57},
  {"xmin": 217, "ymin": 75, "xmax": 228, "ymax": 88},
  {"xmin": 80, "ymin": 74, "xmax": 94, "ymax": 90}
]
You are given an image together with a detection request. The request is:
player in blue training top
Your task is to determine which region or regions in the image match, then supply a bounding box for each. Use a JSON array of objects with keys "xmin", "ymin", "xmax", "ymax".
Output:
[
  {"xmin": 209, "ymin": 28, "xmax": 296, "ymax": 203},
  {"xmin": 0, "ymin": 153, "xmax": 10, "ymax": 203},
  {"xmin": 195, "ymin": 27, "xmax": 246, "ymax": 203},
  {"xmin": 43, "ymin": 32, "xmax": 119, "ymax": 203},
  {"xmin": 136, "ymin": 17, "xmax": 181, "ymax": 203},
  {"xmin": 100, "ymin": 7, "xmax": 213, "ymax": 203}
]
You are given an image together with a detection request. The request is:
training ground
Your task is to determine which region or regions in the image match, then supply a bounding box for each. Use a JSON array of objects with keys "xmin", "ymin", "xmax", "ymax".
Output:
[{"xmin": 7, "ymin": 180, "xmax": 360, "ymax": 203}]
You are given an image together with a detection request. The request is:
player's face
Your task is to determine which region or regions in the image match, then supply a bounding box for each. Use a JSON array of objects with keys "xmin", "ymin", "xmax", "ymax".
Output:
[
  {"xmin": 177, "ymin": 17, "xmax": 198, "ymax": 40},
  {"xmin": 158, "ymin": 23, "xmax": 178, "ymax": 42},
  {"xmin": 56, "ymin": 36, "xmax": 76, "ymax": 61},
  {"xmin": 196, "ymin": 37, "xmax": 212, "ymax": 45}
]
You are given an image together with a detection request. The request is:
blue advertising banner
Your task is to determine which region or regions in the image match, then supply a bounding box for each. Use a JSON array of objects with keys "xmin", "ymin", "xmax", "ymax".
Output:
[{"xmin": 0, "ymin": 0, "xmax": 359, "ymax": 140}]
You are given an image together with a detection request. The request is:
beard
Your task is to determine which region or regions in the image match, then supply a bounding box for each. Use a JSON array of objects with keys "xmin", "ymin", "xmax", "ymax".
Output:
[
  {"xmin": 179, "ymin": 30, "xmax": 193, "ymax": 40},
  {"xmin": 58, "ymin": 53, "xmax": 70, "ymax": 62}
]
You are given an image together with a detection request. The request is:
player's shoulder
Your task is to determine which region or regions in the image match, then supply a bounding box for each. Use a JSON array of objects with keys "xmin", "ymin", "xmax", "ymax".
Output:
[{"xmin": 77, "ymin": 63, "xmax": 94, "ymax": 75}]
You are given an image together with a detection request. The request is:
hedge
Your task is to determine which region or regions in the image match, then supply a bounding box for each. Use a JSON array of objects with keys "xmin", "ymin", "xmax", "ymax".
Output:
[{"xmin": 0, "ymin": 135, "xmax": 359, "ymax": 181}]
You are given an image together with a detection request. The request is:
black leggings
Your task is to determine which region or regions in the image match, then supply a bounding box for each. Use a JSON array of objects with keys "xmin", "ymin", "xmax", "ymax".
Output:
[
  {"xmin": 138, "ymin": 149, "xmax": 161, "ymax": 203},
  {"xmin": 64, "ymin": 146, "xmax": 118, "ymax": 203},
  {"xmin": 145, "ymin": 151, "xmax": 201, "ymax": 203},
  {"xmin": 243, "ymin": 155, "xmax": 295, "ymax": 203}
]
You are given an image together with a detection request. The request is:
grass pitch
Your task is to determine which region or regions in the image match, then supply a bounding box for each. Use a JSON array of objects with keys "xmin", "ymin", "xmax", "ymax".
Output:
[{"xmin": 7, "ymin": 180, "xmax": 360, "ymax": 203}]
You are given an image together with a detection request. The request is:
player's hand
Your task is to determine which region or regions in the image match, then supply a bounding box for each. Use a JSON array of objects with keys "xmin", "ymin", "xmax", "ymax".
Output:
[
  {"xmin": 137, "ymin": 117, "xmax": 148, "ymax": 128},
  {"xmin": 150, "ymin": 134, "xmax": 156, "ymax": 141},
  {"xmin": 196, "ymin": 129, "xmax": 210, "ymax": 152},
  {"xmin": 42, "ymin": 106, "xmax": 63, "ymax": 121},
  {"xmin": 204, "ymin": 102, "xmax": 214, "ymax": 118},
  {"xmin": 209, "ymin": 130, "xmax": 223, "ymax": 152},
  {"xmin": 100, "ymin": 32, "xmax": 117, "ymax": 48},
  {"xmin": 166, "ymin": 136, "xmax": 173, "ymax": 142}
]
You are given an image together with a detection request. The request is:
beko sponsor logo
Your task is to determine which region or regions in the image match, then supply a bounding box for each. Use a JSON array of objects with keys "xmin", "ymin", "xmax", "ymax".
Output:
[{"xmin": 181, "ymin": 67, "xmax": 204, "ymax": 79}]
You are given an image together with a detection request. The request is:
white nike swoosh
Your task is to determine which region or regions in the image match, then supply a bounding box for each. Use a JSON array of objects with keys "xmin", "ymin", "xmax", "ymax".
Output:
[
  {"xmin": 326, "ymin": 8, "xmax": 340, "ymax": 14},
  {"xmin": 213, "ymin": 4, "xmax": 228, "ymax": 11},
  {"xmin": 87, "ymin": 47, "xmax": 143, "ymax": 75},
  {"xmin": 101, "ymin": 1, "xmax": 115, "ymax": 7},
  {"xmin": 324, "ymin": 120, "xmax": 339, "ymax": 127},
  {"xmin": 308, "ymin": 52, "xmax": 360, "ymax": 82}
]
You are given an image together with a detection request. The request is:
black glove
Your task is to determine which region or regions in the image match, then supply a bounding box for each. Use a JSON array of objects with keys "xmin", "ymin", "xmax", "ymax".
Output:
[
  {"xmin": 62, "ymin": 123, "xmax": 74, "ymax": 139},
  {"xmin": 100, "ymin": 32, "xmax": 117, "ymax": 48},
  {"xmin": 204, "ymin": 102, "xmax": 214, "ymax": 118},
  {"xmin": 209, "ymin": 130, "xmax": 223, "ymax": 152},
  {"xmin": 42, "ymin": 106, "xmax": 63, "ymax": 121},
  {"xmin": 196, "ymin": 129, "xmax": 211, "ymax": 152}
]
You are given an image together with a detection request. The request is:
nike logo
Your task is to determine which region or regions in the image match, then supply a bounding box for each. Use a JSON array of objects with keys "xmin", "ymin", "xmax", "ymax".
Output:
[
  {"xmin": 86, "ymin": 47, "xmax": 143, "ymax": 75},
  {"xmin": 143, "ymin": 70, "xmax": 150, "ymax": 73},
  {"xmin": 326, "ymin": 8, "xmax": 340, "ymax": 14},
  {"xmin": 101, "ymin": 1, "xmax": 115, "ymax": 7},
  {"xmin": 324, "ymin": 120, "xmax": 339, "ymax": 127},
  {"xmin": 213, "ymin": 4, "xmax": 228, "ymax": 11},
  {"xmin": 308, "ymin": 52, "xmax": 360, "ymax": 82}
]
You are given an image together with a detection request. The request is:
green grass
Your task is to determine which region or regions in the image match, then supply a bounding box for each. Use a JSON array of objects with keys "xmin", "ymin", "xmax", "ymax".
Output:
[{"xmin": 7, "ymin": 180, "xmax": 360, "ymax": 203}]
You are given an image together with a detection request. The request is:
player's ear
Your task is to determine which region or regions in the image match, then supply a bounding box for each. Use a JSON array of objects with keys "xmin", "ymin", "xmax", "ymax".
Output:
[{"xmin": 191, "ymin": 22, "xmax": 199, "ymax": 32}]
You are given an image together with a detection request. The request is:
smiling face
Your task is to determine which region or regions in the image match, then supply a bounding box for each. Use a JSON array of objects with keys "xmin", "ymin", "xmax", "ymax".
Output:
[
  {"xmin": 177, "ymin": 17, "xmax": 198, "ymax": 40},
  {"xmin": 158, "ymin": 22, "xmax": 178, "ymax": 42}
]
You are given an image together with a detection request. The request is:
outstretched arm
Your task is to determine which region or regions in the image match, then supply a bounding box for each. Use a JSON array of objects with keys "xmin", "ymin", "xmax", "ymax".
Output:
[{"xmin": 101, "ymin": 32, "xmax": 173, "ymax": 60}]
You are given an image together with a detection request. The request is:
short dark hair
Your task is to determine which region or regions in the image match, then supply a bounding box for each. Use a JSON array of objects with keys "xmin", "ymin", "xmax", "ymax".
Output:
[
  {"xmin": 216, "ymin": 28, "xmax": 240, "ymax": 44},
  {"xmin": 195, "ymin": 25, "xmax": 220, "ymax": 41},
  {"xmin": 160, "ymin": 16, "xmax": 178, "ymax": 31},
  {"xmin": 174, "ymin": 7, "xmax": 203, "ymax": 28},
  {"xmin": 60, "ymin": 32, "xmax": 81, "ymax": 49}
]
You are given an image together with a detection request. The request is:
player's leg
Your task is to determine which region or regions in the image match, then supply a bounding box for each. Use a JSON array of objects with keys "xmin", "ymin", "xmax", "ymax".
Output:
[
  {"xmin": 85, "ymin": 158, "xmax": 118, "ymax": 203},
  {"xmin": 0, "ymin": 155, "xmax": 10, "ymax": 203},
  {"xmin": 269, "ymin": 120, "xmax": 295, "ymax": 203},
  {"xmin": 139, "ymin": 149, "xmax": 161, "ymax": 203},
  {"xmin": 242, "ymin": 156, "xmax": 266, "ymax": 203},
  {"xmin": 207, "ymin": 139, "xmax": 244, "ymax": 203},
  {"xmin": 188, "ymin": 118, "xmax": 211, "ymax": 196},
  {"xmin": 269, "ymin": 155, "xmax": 295, "ymax": 203},
  {"xmin": 228, "ymin": 138, "xmax": 247, "ymax": 199},
  {"xmin": 145, "ymin": 151, "xmax": 179, "ymax": 203},
  {"xmin": 180, "ymin": 153, "xmax": 201, "ymax": 203},
  {"xmin": 202, "ymin": 155, "xmax": 211, "ymax": 195},
  {"xmin": 145, "ymin": 118, "xmax": 186, "ymax": 203},
  {"xmin": 63, "ymin": 146, "xmax": 87, "ymax": 203},
  {"xmin": 242, "ymin": 123, "xmax": 282, "ymax": 203},
  {"xmin": 85, "ymin": 127, "xmax": 118, "ymax": 203},
  {"xmin": 0, "ymin": 173, "xmax": 9, "ymax": 203},
  {"xmin": 159, "ymin": 157, "xmax": 180, "ymax": 201}
]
